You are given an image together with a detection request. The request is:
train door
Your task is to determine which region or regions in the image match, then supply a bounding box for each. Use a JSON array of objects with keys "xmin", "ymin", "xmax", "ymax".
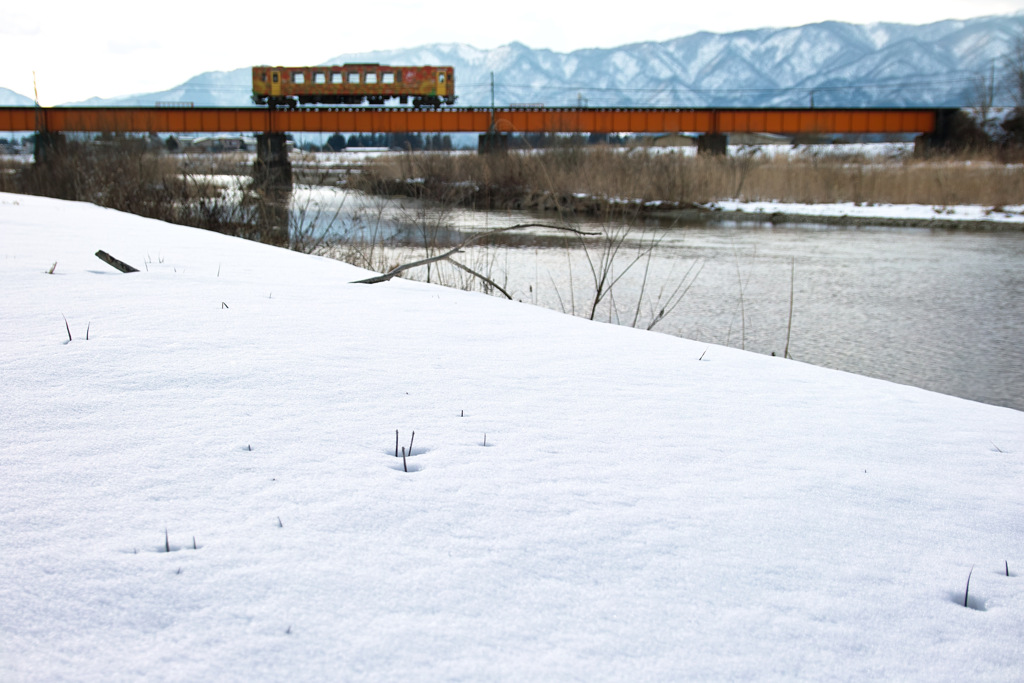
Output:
[
  {"xmin": 437, "ymin": 71, "xmax": 447, "ymax": 97},
  {"xmin": 270, "ymin": 70, "xmax": 281, "ymax": 97}
]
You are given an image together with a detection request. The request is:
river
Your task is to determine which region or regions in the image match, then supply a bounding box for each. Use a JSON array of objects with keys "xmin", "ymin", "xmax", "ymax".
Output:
[{"xmin": 295, "ymin": 186, "xmax": 1024, "ymax": 411}]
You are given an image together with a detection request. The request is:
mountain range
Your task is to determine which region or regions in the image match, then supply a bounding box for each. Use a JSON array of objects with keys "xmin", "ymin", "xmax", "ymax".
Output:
[{"xmin": 7, "ymin": 14, "xmax": 1024, "ymax": 108}]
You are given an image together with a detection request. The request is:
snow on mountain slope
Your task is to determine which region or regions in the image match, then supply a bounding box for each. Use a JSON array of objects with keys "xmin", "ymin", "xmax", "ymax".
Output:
[
  {"xmin": 0, "ymin": 87, "xmax": 34, "ymax": 106},
  {"xmin": 62, "ymin": 68, "xmax": 252, "ymax": 108}
]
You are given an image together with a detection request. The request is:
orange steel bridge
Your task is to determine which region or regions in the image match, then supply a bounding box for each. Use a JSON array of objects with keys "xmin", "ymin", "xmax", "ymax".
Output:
[{"xmin": 0, "ymin": 106, "xmax": 945, "ymax": 136}]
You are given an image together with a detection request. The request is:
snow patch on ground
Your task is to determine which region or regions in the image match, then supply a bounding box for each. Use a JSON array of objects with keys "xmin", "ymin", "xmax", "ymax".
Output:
[{"xmin": 710, "ymin": 199, "xmax": 1024, "ymax": 223}]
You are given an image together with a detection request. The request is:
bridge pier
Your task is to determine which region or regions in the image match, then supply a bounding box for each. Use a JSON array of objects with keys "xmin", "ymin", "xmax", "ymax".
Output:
[
  {"xmin": 252, "ymin": 133, "xmax": 292, "ymax": 246},
  {"xmin": 478, "ymin": 132, "xmax": 510, "ymax": 154},
  {"xmin": 697, "ymin": 134, "xmax": 728, "ymax": 155},
  {"xmin": 253, "ymin": 133, "xmax": 292, "ymax": 190},
  {"xmin": 33, "ymin": 131, "xmax": 67, "ymax": 165}
]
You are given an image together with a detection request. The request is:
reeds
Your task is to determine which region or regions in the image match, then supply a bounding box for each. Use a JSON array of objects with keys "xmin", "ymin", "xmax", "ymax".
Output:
[{"xmin": 359, "ymin": 145, "xmax": 1024, "ymax": 209}]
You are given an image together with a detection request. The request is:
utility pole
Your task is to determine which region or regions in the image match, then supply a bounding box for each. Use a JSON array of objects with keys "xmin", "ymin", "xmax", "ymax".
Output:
[{"xmin": 489, "ymin": 72, "xmax": 495, "ymax": 134}]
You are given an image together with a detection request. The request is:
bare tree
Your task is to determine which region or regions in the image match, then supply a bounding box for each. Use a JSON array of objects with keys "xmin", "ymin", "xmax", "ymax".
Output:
[
  {"xmin": 1007, "ymin": 33, "xmax": 1024, "ymax": 111},
  {"xmin": 970, "ymin": 63, "xmax": 996, "ymax": 133},
  {"xmin": 1001, "ymin": 32, "xmax": 1024, "ymax": 143}
]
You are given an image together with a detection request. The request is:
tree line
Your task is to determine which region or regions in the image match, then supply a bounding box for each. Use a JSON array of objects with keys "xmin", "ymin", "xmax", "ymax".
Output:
[{"xmin": 317, "ymin": 133, "xmax": 453, "ymax": 152}]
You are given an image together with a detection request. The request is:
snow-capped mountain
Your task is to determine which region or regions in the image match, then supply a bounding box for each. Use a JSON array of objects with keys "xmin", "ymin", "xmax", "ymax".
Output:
[
  {"xmin": 21, "ymin": 13, "xmax": 1024, "ymax": 108},
  {"xmin": 339, "ymin": 15, "xmax": 1022, "ymax": 108},
  {"xmin": 63, "ymin": 69, "xmax": 252, "ymax": 108},
  {"xmin": 1, "ymin": 87, "xmax": 35, "ymax": 106}
]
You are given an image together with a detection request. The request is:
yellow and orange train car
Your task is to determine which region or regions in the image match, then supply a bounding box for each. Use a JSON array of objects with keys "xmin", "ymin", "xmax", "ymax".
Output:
[{"xmin": 252, "ymin": 64, "xmax": 455, "ymax": 108}]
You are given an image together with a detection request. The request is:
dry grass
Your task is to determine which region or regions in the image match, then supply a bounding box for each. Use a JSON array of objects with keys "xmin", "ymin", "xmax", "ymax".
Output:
[
  {"xmin": 4, "ymin": 138, "xmax": 281, "ymax": 241},
  {"xmin": 356, "ymin": 145, "xmax": 1024, "ymax": 208}
]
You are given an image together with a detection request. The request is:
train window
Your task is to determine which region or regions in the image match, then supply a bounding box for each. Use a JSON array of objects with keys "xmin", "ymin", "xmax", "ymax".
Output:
[
  {"xmin": 293, "ymin": 72, "xmax": 305, "ymax": 84},
  {"xmin": 272, "ymin": 73, "xmax": 279, "ymax": 83},
  {"xmin": 348, "ymin": 72, "xmax": 360, "ymax": 84},
  {"xmin": 439, "ymin": 73, "xmax": 445, "ymax": 83},
  {"xmin": 365, "ymin": 73, "xmax": 378, "ymax": 84},
  {"xmin": 382, "ymin": 72, "xmax": 394, "ymax": 84},
  {"xmin": 314, "ymin": 72, "xmax": 326, "ymax": 84},
  {"xmin": 331, "ymin": 73, "xmax": 342, "ymax": 84}
]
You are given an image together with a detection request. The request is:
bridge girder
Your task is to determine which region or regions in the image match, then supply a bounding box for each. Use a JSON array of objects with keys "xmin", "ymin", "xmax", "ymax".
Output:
[{"xmin": 0, "ymin": 107, "xmax": 944, "ymax": 136}]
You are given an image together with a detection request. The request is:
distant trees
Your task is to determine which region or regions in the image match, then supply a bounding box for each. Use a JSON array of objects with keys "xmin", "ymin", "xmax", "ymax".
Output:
[
  {"xmin": 320, "ymin": 132, "xmax": 454, "ymax": 151},
  {"xmin": 326, "ymin": 133, "xmax": 346, "ymax": 151}
]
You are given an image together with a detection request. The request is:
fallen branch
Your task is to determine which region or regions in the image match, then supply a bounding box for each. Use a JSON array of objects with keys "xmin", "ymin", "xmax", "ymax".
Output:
[
  {"xmin": 351, "ymin": 223, "xmax": 598, "ymax": 286},
  {"xmin": 95, "ymin": 250, "xmax": 139, "ymax": 273}
]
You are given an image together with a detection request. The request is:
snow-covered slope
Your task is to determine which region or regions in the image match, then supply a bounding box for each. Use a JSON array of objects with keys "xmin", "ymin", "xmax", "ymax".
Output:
[
  {"xmin": 34, "ymin": 13, "xmax": 1024, "ymax": 108},
  {"xmin": 2, "ymin": 192, "xmax": 1022, "ymax": 680}
]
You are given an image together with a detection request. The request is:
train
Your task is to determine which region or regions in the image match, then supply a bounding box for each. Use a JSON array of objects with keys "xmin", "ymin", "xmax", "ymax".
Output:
[{"xmin": 252, "ymin": 64, "xmax": 456, "ymax": 108}]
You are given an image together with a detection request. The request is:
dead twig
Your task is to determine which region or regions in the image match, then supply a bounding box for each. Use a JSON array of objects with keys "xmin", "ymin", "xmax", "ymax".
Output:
[
  {"xmin": 784, "ymin": 256, "xmax": 795, "ymax": 359},
  {"xmin": 447, "ymin": 257, "xmax": 513, "ymax": 299}
]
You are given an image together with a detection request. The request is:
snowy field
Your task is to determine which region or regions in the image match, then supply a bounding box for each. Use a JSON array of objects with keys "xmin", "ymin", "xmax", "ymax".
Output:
[{"xmin": 1, "ymin": 191, "xmax": 1022, "ymax": 681}]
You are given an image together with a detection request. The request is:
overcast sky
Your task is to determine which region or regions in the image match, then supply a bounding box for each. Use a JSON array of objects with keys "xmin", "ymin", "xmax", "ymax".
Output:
[{"xmin": 3, "ymin": 0, "xmax": 1024, "ymax": 105}]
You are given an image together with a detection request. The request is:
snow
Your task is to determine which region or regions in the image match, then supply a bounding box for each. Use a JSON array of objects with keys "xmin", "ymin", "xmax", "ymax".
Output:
[
  {"xmin": 710, "ymin": 199, "xmax": 1024, "ymax": 224},
  {"xmin": 2, "ymin": 191, "xmax": 1023, "ymax": 681},
  {"xmin": 0, "ymin": 87, "xmax": 34, "ymax": 107}
]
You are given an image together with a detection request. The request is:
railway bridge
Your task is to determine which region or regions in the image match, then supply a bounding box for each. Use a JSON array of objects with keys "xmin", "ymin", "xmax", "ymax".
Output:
[{"xmin": 0, "ymin": 105, "xmax": 955, "ymax": 186}]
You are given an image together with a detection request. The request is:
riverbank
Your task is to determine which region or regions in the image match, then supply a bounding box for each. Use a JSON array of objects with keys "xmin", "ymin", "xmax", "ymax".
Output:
[
  {"xmin": 351, "ymin": 145, "xmax": 1024, "ymax": 229},
  {"xmin": 3, "ymin": 191, "xmax": 1022, "ymax": 680},
  {"xmin": 353, "ymin": 175, "xmax": 1024, "ymax": 230}
]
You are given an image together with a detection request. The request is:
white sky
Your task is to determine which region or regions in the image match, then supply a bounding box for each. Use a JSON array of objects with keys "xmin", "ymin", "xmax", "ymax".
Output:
[{"xmin": 3, "ymin": 0, "xmax": 1024, "ymax": 105}]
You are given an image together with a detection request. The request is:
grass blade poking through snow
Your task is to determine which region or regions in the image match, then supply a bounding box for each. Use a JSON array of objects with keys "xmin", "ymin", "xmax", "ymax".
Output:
[
  {"xmin": 62, "ymin": 314, "xmax": 72, "ymax": 342},
  {"xmin": 964, "ymin": 565, "xmax": 974, "ymax": 607}
]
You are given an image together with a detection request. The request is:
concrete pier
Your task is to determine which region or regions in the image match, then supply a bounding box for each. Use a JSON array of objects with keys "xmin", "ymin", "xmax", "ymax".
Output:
[
  {"xmin": 253, "ymin": 133, "xmax": 292, "ymax": 190},
  {"xmin": 697, "ymin": 133, "xmax": 728, "ymax": 155},
  {"xmin": 478, "ymin": 132, "xmax": 510, "ymax": 154},
  {"xmin": 33, "ymin": 132, "xmax": 66, "ymax": 165},
  {"xmin": 252, "ymin": 133, "xmax": 292, "ymax": 246}
]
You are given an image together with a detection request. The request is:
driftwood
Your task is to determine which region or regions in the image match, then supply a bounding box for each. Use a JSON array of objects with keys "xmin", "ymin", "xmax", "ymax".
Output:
[
  {"xmin": 95, "ymin": 250, "xmax": 139, "ymax": 273},
  {"xmin": 351, "ymin": 223, "xmax": 599, "ymax": 297}
]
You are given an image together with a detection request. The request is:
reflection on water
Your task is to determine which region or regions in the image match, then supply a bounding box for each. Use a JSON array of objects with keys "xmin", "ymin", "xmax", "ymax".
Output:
[{"xmin": 295, "ymin": 186, "xmax": 1024, "ymax": 411}]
